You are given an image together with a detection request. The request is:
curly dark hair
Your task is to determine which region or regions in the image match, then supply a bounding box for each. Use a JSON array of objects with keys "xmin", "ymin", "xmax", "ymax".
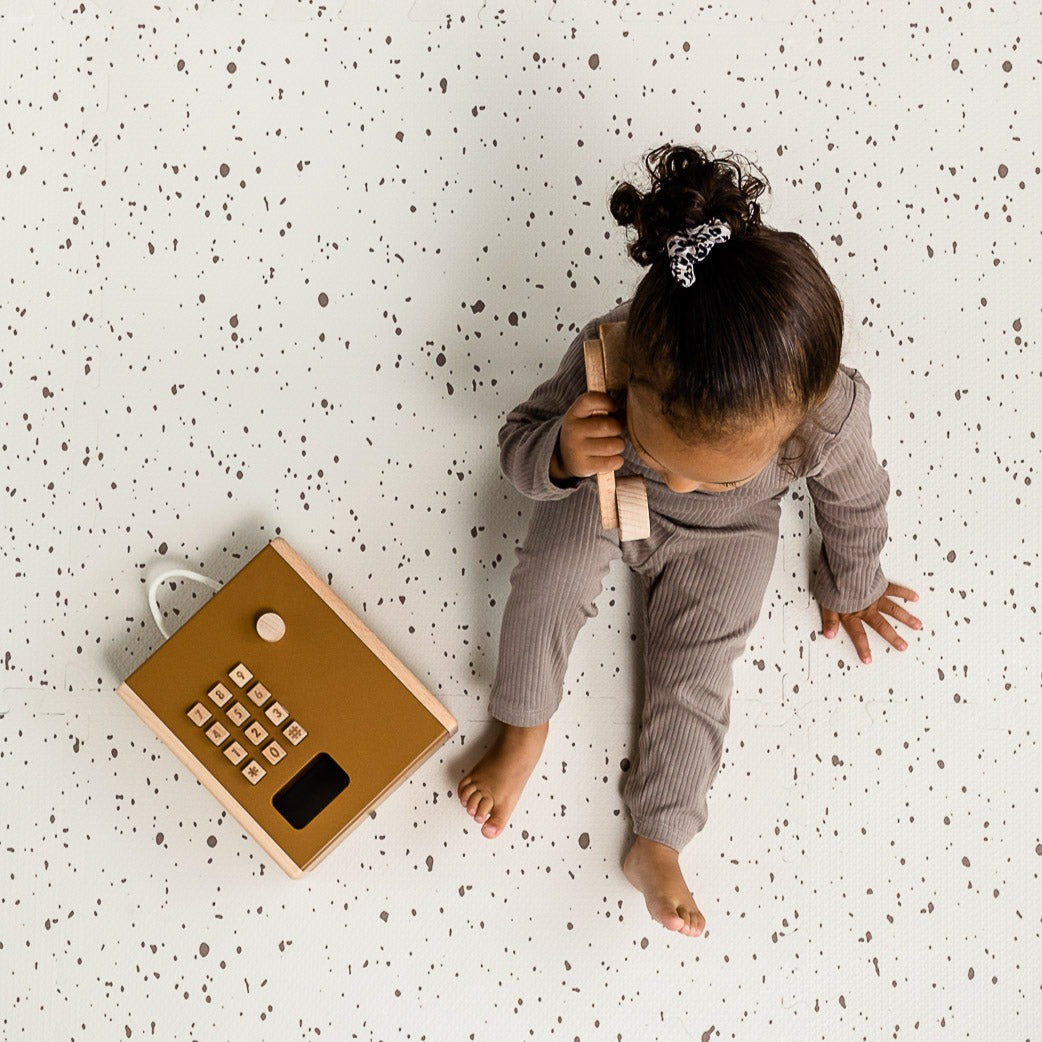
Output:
[{"xmin": 610, "ymin": 143, "xmax": 842, "ymax": 442}]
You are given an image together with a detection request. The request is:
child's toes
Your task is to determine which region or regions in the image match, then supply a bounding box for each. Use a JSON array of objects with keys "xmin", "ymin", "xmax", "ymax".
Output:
[
  {"xmin": 481, "ymin": 810, "xmax": 506, "ymax": 838},
  {"xmin": 681, "ymin": 902, "xmax": 704, "ymax": 935},
  {"xmin": 467, "ymin": 789, "xmax": 494, "ymax": 822},
  {"xmin": 684, "ymin": 908, "xmax": 705, "ymax": 937}
]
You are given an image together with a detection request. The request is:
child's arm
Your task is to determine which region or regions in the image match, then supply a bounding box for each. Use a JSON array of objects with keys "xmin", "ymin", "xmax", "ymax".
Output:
[{"xmin": 806, "ymin": 370, "xmax": 921, "ymax": 662}]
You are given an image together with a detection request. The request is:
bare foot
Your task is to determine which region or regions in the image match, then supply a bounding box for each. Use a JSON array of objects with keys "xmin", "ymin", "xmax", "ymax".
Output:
[
  {"xmin": 623, "ymin": 836, "xmax": 705, "ymax": 937},
  {"xmin": 457, "ymin": 722, "xmax": 548, "ymax": 838}
]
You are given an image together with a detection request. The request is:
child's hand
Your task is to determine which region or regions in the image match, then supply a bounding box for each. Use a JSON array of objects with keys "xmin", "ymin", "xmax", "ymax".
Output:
[
  {"xmin": 819, "ymin": 583, "xmax": 922, "ymax": 664},
  {"xmin": 552, "ymin": 391, "xmax": 627, "ymax": 482}
]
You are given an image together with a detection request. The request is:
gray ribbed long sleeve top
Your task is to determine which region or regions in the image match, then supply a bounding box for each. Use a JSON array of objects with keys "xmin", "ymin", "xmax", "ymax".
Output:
[{"xmin": 498, "ymin": 303, "xmax": 890, "ymax": 614}]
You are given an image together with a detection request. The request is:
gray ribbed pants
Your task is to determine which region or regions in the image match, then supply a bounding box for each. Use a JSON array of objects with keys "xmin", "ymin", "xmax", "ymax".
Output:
[{"xmin": 489, "ymin": 482, "xmax": 781, "ymax": 852}]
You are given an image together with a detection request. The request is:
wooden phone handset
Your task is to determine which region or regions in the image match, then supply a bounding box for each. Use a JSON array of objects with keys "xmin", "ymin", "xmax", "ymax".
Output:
[{"xmin": 583, "ymin": 322, "xmax": 651, "ymax": 542}]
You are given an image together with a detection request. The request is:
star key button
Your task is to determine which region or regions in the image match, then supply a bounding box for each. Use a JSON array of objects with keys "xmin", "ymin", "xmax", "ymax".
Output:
[{"xmin": 241, "ymin": 760, "xmax": 266, "ymax": 785}]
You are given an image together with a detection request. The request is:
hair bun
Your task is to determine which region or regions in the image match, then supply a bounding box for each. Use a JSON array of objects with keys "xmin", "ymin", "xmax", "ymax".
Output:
[{"xmin": 610, "ymin": 144, "xmax": 767, "ymax": 267}]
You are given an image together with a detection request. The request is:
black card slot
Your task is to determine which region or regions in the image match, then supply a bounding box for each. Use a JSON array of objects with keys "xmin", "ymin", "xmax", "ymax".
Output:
[{"xmin": 272, "ymin": 753, "xmax": 350, "ymax": 830}]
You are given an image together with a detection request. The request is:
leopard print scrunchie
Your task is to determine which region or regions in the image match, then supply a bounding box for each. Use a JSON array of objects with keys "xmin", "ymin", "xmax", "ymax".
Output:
[{"xmin": 665, "ymin": 219, "xmax": 731, "ymax": 288}]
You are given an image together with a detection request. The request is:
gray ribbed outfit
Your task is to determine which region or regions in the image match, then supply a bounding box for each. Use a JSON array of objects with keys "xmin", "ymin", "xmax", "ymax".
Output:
[{"xmin": 491, "ymin": 302, "xmax": 890, "ymax": 852}]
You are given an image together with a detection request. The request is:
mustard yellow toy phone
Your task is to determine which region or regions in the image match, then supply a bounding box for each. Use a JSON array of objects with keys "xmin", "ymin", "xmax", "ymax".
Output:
[{"xmin": 117, "ymin": 538, "xmax": 457, "ymax": 877}]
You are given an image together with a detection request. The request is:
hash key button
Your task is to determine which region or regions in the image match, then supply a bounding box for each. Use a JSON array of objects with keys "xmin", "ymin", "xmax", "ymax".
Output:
[{"xmin": 282, "ymin": 721, "xmax": 308, "ymax": 746}]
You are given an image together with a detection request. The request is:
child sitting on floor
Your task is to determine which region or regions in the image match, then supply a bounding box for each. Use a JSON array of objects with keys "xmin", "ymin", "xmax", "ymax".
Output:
[{"xmin": 459, "ymin": 143, "xmax": 921, "ymax": 936}]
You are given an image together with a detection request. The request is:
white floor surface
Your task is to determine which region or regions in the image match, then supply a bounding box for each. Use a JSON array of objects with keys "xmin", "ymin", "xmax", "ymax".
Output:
[{"xmin": 2, "ymin": 2, "xmax": 1040, "ymax": 1039}]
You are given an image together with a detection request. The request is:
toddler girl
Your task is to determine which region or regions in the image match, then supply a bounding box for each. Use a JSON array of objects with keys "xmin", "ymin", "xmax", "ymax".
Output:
[{"xmin": 458, "ymin": 144, "xmax": 921, "ymax": 937}]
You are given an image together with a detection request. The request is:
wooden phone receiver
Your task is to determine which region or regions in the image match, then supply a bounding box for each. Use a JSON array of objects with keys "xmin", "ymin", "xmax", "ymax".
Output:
[{"xmin": 583, "ymin": 322, "xmax": 651, "ymax": 542}]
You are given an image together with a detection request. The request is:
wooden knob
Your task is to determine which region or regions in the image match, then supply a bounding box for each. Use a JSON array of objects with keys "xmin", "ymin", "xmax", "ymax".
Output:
[{"xmin": 256, "ymin": 612, "xmax": 286, "ymax": 642}]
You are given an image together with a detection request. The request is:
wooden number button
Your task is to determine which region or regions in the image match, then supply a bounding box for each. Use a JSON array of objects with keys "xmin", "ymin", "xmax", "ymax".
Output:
[
  {"xmin": 224, "ymin": 741, "xmax": 248, "ymax": 766},
  {"xmin": 244, "ymin": 721, "xmax": 269, "ymax": 746},
  {"xmin": 246, "ymin": 682, "xmax": 272, "ymax": 708},
  {"xmin": 262, "ymin": 741, "xmax": 286, "ymax": 766},
  {"xmin": 226, "ymin": 702, "xmax": 251, "ymax": 727},
  {"xmin": 256, "ymin": 612, "xmax": 286, "ymax": 642},
  {"xmin": 206, "ymin": 721, "xmax": 230, "ymax": 746},
  {"xmin": 207, "ymin": 682, "xmax": 233, "ymax": 708},
  {"xmin": 242, "ymin": 761, "xmax": 266, "ymax": 785},
  {"xmin": 229, "ymin": 663, "xmax": 253, "ymax": 688},
  {"xmin": 265, "ymin": 701, "xmax": 289, "ymax": 726},
  {"xmin": 187, "ymin": 703, "xmax": 212, "ymax": 727},
  {"xmin": 282, "ymin": 721, "xmax": 308, "ymax": 746}
]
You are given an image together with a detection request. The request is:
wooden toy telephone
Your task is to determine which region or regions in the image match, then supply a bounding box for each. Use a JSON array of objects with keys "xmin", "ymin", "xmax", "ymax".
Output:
[
  {"xmin": 584, "ymin": 321, "xmax": 651, "ymax": 542},
  {"xmin": 117, "ymin": 539, "xmax": 457, "ymax": 878}
]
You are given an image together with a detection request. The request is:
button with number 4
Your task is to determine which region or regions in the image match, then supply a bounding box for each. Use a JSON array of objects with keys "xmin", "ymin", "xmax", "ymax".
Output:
[{"xmin": 206, "ymin": 721, "xmax": 230, "ymax": 746}]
